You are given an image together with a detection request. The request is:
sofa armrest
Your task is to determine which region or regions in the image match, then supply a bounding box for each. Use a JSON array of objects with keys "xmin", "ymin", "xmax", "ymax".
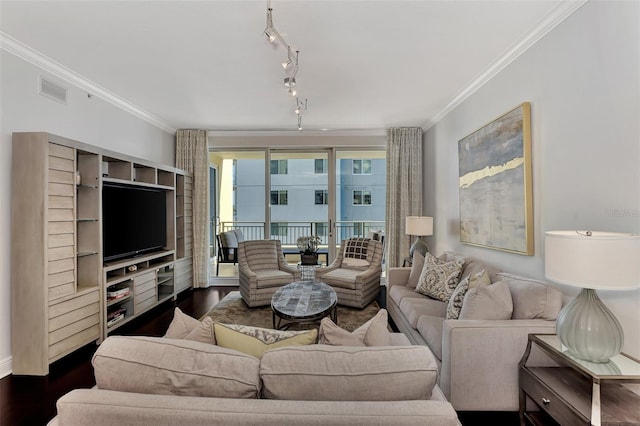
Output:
[
  {"xmin": 440, "ymin": 319, "xmax": 557, "ymax": 412},
  {"xmin": 388, "ymin": 267, "xmax": 411, "ymax": 288}
]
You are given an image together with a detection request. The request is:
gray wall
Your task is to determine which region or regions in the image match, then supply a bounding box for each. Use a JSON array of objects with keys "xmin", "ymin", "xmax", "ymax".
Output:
[
  {"xmin": 0, "ymin": 51, "xmax": 175, "ymax": 376},
  {"xmin": 423, "ymin": 1, "xmax": 640, "ymax": 357}
]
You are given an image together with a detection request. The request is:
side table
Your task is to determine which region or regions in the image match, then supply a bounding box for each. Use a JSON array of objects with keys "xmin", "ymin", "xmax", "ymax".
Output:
[{"xmin": 519, "ymin": 334, "xmax": 640, "ymax": 426}]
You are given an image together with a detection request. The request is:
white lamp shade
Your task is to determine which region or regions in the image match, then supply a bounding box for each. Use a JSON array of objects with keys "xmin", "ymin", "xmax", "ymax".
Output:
[
  {"xmin": 405, "ymin": 216, "xmax": 433, "ymax": 237},
  {"xmin": 545, "ymin": 231, "xmax": 640, "ymax": 290}
]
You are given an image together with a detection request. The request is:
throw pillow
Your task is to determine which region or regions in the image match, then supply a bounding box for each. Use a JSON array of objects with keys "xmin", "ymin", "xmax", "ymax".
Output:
[
  {"xmin": 415, "ymin": 252, "xmax": 465, "ymax": 302},
  {"xmin": 163, "ymin": 307, "xmax": 216, "ymax": 344},
  {"xmin": 446, "ymin": 276, "xmax": 469, "ymax": 320},
  {"xmin": 93, "ymin": 336, "xmax": 260, "ymax": 398},
  {"xmin": 445, "ymin": 269, "xmax": 491, "ymax": 319},
  {"xmin": 496, "ymin": 272, "xmax": 563, "ymax": 320},
  {"xmin": 459, "ymin": 280, "xmax": 513, "ymax": 320},
  {"xmin": 318, "ymin": 309, "xmax": 391, "ymax": 346},
  {"xmin": 342, "ymin": 238, "xmax": 370, "ymax": 269},
  {"xmin": 213, "ymin": 323, "xmax": 317, "ymax": 358},
  {"xmin": 407, "ymin": 251, "xmax": 425, "ymax": 288}
]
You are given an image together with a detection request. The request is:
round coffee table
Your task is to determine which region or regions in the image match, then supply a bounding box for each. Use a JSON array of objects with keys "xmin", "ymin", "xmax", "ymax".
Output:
[{"xmin": 271, "ymin": 281, "xmax": 337, "ymax": 330}]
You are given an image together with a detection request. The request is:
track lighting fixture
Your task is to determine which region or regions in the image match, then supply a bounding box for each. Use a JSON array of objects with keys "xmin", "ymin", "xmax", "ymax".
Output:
[{"xmin": 264, "ymin": 1, "xmax": 309, "ymax": 130}]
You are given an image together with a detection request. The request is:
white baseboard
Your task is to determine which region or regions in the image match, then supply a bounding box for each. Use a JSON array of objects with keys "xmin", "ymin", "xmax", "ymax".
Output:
[{"xmin": 0, "ymin": 356, "xmax": 12, "ymax": 379}]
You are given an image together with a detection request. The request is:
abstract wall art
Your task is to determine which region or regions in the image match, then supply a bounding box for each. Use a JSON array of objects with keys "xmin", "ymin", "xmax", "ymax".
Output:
[{"xmin": 458, "ymin": 102, "xmax": 533, "ymax": 255}]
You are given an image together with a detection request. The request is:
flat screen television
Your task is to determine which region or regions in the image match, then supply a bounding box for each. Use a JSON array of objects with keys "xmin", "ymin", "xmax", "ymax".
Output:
[{"xmin": 102, "ymin": 183, "xmax": 167, "ymax": 262}]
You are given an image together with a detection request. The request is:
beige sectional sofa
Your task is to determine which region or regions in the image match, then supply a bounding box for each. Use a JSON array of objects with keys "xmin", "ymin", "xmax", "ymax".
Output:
[
  {"xmin": 49, "ymin": 334, "xmax": 461, "ymax": 426},
  {"xmin": 387, "ymin": 253, "xmax": 563, "ymax": 412}
]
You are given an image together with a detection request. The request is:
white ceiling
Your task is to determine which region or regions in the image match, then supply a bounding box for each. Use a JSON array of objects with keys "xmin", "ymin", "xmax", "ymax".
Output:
[{"xmin": 0, "ymin": 1, "xmax": 584, "ymax": 133}]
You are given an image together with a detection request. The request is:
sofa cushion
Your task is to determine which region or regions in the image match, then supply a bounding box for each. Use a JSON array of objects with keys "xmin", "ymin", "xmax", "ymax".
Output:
[
  {"xmin": 214, "ymin": 323, "xmax": 317, "ymax": 358},
  {"xmin": 390, "ymin": 284, "xmax": 429, "ymax": 306},
  {"xmin": 415, "ymin": 252, "xmax": 465, "ymax": 302},
  {"xmin": 416, "ymin": 315, "xmax": 445, "ymax": 360},
  {"xmin": 93, "ymin": 336, "xmax": 260, "ymax": 398},
  {"xmin": 496, "ymin": 272, "xmax": 563, "ymax": 320},
  {"xmin": 318, "ymin": 309, "xmax": 391, "ymax": 346},
  {"xmin": 164, "ymin": 307, "xmax": 216, "ymax": 344},
  {"xmin": 459, "ymin": 280, "xmax": 513, "ymax": 320},
  {"xmin": 399, "ymin": 297, "xmax": 447, "ymax": 327},
  {"xmin": 260, "ymin": 345, "xmax": 438, "ymax": 401},
  {"xmin": 407, "ymin": 251, "xmax": 425, "ymax": 288}
]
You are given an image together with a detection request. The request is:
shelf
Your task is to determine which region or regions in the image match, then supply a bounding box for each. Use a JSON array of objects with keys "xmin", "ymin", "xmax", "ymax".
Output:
[
  {"xmin": 102, "ymin": 177, "xmax": 174, "ymax": 191},
  {"xmin": 77, "ymin": 218, "xmax": 98, "ymax": 222},
  {"xmin": 158, "ymin": 277, "xmax": 173, "ymax": 286},
  {"xmin": 107, "ymin": 294, "xmax": 132, "ymax": 307},
  {"xmin": 77, "ymin": 251, "xmax": 98, "ymax": 257},
  {"xmin": 76, "ymin": 184, "xmax": 98, "ymax": 189}
]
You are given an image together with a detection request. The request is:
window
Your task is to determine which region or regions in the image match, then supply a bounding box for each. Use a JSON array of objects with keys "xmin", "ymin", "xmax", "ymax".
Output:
[
  {"xmin": 315, "ymin": 222, "xmax": 328, "ymax": 237},
  {"xmin": 314, "ymin": 158, "xmax": 327, "ymax": 174},
  {"xmin": 352, "ymin": 159, "xmax": 372, "ymax": 175},
  {"xmin": 353, "ymin": 190, "xmax": 372, "ymax": 205},
  {"xmin": 270, "ymin": 222, "xmax": 288, "ymax": 237},
  {"xmin": 314, "ymin": 190, "xmax": 328, "ymax": 205},
  {"xmin": 271, "ymin": 190, "xmax": 288, "ymax": 205},
  {"xmin": 270, "ymin": 159, "xmax": 288, "ymax": 174}
]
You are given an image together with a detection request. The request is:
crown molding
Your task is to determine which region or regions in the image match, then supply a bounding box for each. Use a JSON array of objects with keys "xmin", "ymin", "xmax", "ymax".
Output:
[
  {"xmin": 422, "ymin": 0, "xmax": 588, "ymax": 130},
  {"xmin": 208, "ymin": 129, "xmax": 387, "ymax": 138},
  {"xmin": 0, "ymin": 31, "xmax": 176, "ymax": 134}
]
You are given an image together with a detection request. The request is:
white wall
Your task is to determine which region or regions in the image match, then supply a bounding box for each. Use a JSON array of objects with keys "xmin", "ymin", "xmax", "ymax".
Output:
[
  {"xmin": 424, "ymin": 0, "xmax": 640, "ymax": 357},
  {"xmin": 0, "ymin": 51, "xmax": 175, "ymax": 377}
]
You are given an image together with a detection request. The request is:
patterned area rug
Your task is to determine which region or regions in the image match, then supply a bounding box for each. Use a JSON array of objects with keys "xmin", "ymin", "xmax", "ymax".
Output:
[{"xmin": 201, "ymin": 291, "xmax": 380, "ymax": 332}]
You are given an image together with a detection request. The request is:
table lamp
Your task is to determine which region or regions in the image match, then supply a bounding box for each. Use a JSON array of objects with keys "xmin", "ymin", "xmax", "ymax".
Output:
[
  {"xmin": 405, "ymin": 216, "xmax": 433, "ymax": 258},
  {"xmin": 544, "ymin": 230, "xmax": 640, "ymax": 363}
]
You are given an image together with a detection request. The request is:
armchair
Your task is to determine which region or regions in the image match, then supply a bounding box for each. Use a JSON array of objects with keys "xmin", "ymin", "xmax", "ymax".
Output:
[
  {"xmin": 238, "ymin": 240, "xmax": 300, "ymax": 307},
  {"xmin": 215, "ymin": 229, "xmax": 244, "ymax": 276},
  {"xmin": 315, "ymin": 238, "xmax": 383, "ymax": 308}
]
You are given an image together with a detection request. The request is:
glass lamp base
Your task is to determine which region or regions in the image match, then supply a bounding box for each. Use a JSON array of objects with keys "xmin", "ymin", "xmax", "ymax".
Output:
[{"xmin": 556, "ymin": 288, "xmax": 624, "ymax": 363}]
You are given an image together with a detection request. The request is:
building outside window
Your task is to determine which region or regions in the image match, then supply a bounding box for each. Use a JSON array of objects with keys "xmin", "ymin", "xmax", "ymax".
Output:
[
  {"xmin": 271, "ymin": 190, "xmax": 288, "ymax": 205},
  {"xmin": 314, "ymin": 158, "xmax": 327, "ymax": 174},
  {"xmin": 270, "ymin": 159, "xmax": 288, "ymax": 174},
  {"xmin": 353, "ymin": 222, "xmax": 365, "ymax": 236},
  {"xmin": 271, "ymin": 222, "xmax": 288, "ymax": 237},
  {"xmin": 353, "ymin": 190, "xmax": 372, "ymax": 205},
  {"xmin": 315, "ymin": 222, "xmax": 328, "ymax": 237},
  {"xmin": 352, "ymin": 159, "xmax": 372, "ymax": 175},
  {"xmin": 314, "ymin": 189, "xmax": 328, "ymax": 205}
]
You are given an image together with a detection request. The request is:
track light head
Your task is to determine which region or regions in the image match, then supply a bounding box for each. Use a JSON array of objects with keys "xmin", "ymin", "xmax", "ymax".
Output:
[
  {"xmin": 284, "ymin": 77, "xmax": 296, "ymax": 88},
  {"xmin": 264, "ymin": 8, "xmax": 277, "ymax": 43},
  {"xmin": 282, "ymin": 46, "xmax": 294, "ymax": 69}
]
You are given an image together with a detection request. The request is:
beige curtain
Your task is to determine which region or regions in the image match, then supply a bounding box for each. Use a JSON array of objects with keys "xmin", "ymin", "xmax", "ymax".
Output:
[
  {"xmin": 176, "ymin": 129, "xmax": 209, "ymax": 288},
  {"xmin": 385, "ymin": 128, "xmax": 423, "ymax": 268}
]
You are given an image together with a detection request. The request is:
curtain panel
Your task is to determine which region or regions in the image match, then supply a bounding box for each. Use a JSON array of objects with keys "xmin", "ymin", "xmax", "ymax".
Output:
[
  {"xmin": 385, "ymin": 128, "xmax": 423, "ymax": 268},
  {"xmin": 176, "ymin": 129, "xmax": 209, "ymax": 288}
]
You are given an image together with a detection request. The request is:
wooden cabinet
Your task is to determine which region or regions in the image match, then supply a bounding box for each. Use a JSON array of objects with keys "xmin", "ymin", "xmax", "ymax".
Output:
[{"xmin": 11, "ymin": 132, "xmax": 193, "ymax": 375}]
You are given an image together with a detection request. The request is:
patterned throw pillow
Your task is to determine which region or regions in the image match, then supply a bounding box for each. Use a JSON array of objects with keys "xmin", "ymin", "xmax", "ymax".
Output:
[
  {"xmin": 213, "ymin": 323, "xmax": 317, "ymax": 358},
  {"xmin": 342, "ymin": 238, "xmax": 370, "ymax": 269},
  {"xmin": 445, "ymin": 269, "xmax": 491, "ymax": 319},
  {"xmin": 415, "ymin": 252, "xmax": 465, "ymax": 302},
  {"xmin": 318, "ymin": 309, "xmax": 391, "ymax": 346}
]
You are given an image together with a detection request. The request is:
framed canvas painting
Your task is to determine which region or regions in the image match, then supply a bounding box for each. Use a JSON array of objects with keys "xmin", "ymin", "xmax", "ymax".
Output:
[{"xmin": 458, "ymin": 102, "xmax": 533, "ymax": 255}]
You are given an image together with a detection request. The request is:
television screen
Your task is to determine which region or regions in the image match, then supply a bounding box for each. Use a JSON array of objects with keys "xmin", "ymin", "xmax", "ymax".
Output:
[{"xmin": 102, "ymin": 183, "xmax": 167, "ymax": 262}]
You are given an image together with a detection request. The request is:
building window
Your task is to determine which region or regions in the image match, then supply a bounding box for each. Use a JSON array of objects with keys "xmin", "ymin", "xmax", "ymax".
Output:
[
  {"xmin": 352, "ymin": 159, "xmax": 372, "ymax": 175},
  {"xmin": 314, "ymin": 190, "xmax": 328, "ymax": 205},
  {"xmin": 270, "ymin": 222, "xmax": 288, "ymax": 237},
  {"xmin": 271, "ymin": 190, "xmax": 288, "ymax": 205},
  {"xmin": 314, "ymin": 158, "xmax": 327, "ymax": 174},
  {"xmin": 270, "ymin": 159, "xmax": 288, "ymax": 174},
  {"xmin": 353, "ymin": 190, "xmax": 372, "ymax": 205}
]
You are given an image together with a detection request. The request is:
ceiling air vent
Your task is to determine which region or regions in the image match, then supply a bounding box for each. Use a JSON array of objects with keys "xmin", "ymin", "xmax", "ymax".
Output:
[{"xmin": 39, "ymin": 76, "xmax": 67, "ymax": 104}]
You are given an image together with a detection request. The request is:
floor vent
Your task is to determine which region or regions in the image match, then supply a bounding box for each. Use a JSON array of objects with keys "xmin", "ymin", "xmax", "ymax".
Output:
[{"xmin": 39, "ymin": 76, "xmax": 67, "ymax": 104}]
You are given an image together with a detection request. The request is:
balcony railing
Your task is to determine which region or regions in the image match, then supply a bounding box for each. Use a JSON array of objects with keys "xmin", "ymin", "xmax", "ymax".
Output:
[{"xmin": 217, "ymin": 220, "xmax": 385, "ymax": 249}]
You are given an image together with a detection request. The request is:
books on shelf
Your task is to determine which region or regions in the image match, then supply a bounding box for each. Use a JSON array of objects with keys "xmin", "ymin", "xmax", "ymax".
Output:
[
  {"xmin": 107, "ymin": 313, "xmax": 125, "ymax": 327},
  {"xmin": 107, "ymin": 306, "xmax": 127, "ymax": 327},
  {"xmin": 107, "ymin": 287, "xmax": 130, "ymax": 300}
]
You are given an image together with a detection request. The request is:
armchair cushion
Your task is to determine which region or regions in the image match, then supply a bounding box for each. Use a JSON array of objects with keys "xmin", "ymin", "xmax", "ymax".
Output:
[
  {"xmin": 318, "ymin": 268, "xmax": 360, "ymax": 289},
  {"xmin": 342, "ymin": 238, "xmax": 370, "ymax": 269},
  {"xmin": 253, "ymin": 270, "xmax": 297, "ymax": 289}
]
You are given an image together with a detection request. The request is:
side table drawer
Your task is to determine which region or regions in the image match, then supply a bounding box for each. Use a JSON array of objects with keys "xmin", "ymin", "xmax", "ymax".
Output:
[{"xmin": 520, "ymin": 368, "xmax": 588, "ymax": 426}]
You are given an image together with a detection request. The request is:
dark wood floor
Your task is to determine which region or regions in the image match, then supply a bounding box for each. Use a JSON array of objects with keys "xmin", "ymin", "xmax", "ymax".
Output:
[{"xmin": 0, "ymin": 286, "xmax": 518, "ymax": 426}]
